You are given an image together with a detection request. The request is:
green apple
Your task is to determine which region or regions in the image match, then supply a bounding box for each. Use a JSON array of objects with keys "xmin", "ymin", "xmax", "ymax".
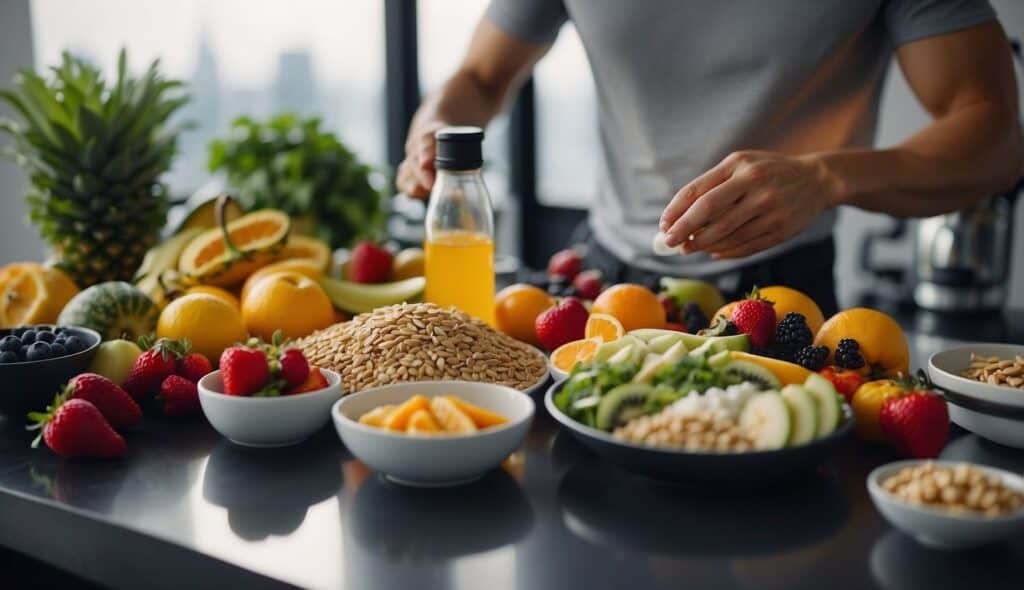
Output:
[
  {"xmin": 659, "ymin": 277, "xmax": 726, "ymax": 318},
  {"xmin": 89, "ymin": 339, "xmax": 143, "ymax": 386}
]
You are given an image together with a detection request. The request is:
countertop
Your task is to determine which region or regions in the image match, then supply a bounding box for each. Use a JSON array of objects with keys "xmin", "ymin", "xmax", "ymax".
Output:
[{"xmin": 1, "ymin": 307, "xmax": 1022, "ymax": 590}]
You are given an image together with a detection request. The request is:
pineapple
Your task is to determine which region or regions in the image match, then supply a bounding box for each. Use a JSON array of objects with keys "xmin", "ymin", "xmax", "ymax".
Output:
[{"xmin": 0, "ymin": 50, "xmax": 189, "ymax": 287}]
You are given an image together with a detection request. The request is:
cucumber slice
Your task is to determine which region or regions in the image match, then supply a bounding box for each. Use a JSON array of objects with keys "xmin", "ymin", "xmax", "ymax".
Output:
[
  {"xmin": 803, "ymin": 373, "xmax": 841, "ymax": 438},
  {"xmin": 739, "ymin": 392, "xmax": 791, "ymax": 450},
  {"xmin": 781, "ymin": 385, "xmax": 817, "ymax": 446}
]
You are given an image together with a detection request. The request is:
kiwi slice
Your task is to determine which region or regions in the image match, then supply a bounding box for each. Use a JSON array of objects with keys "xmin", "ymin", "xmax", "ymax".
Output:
[
  {"xmin": 595, "ymin": 383, "xmax": 655, "ymax": 431},
  {"xmin": 721, "ymin": 360, "xmax": 782, "ymax": 390}
]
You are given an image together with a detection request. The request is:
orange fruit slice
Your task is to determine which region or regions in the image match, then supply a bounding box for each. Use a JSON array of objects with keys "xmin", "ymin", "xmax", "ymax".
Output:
[
  {"xmin": 591, "ymin": 284, "xmax": 666, "ymax": 332},
  {"xmin": 585, "ymin": 313, "xmax": 624, "ymax": 342},
  {"xmin": 443, "ymin": 395, "xmax": 508, "ymax": 428},
  {"xmin": 406, "ymin": 408, "xmax": 442, "ymax": 434},
  {"xmin": 0, "ymin": 267, "xmax": 46, "ymax": 327},
  {"xmin": 430, "ymin": 396, "xmax": 478, "ymax": 434},
  {"xmin": 550, "ymin": 338, "xmax": 601, "ymax": 373},
  {"xmin": 358, "ymin": 404, "xmax": 396, "ymax": 427},
  {"xmin": 383, "ymin": 395, "xmax": 430, "ymax": 431}
]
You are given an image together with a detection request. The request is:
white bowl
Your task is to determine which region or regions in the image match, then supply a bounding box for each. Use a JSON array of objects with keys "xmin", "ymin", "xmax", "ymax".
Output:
[
  {"xmin": 928, "ymin": 344, "xmax": 1024, "ymax": 409},
  {"xmin": 332, "ymin": 381, "xmax": 534, "ymax": 487},
  {"xmin": 867, "ymin": 460, "xmax": 1024, "ymax": 550},
  {"xmin": 199, "ymin": 369, "xmax": 343, "ymax": 447},
  {"xmin": 946, "ymin": 403, "xmax": 1024, "ymax": 450}
]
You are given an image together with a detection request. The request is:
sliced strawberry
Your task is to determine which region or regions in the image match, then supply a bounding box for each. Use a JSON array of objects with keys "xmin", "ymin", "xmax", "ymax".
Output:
[{"xmin": 286, "ymin": 367, "xmax": 329, "ymax": 395}]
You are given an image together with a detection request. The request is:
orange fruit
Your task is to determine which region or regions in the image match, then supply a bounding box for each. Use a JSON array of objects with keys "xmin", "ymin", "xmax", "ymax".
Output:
[
  {"xmin": 0, "ymin": 263, "xmax": 79, "ymax": 327},
  {"xmin": 591, "ymin": 284, "xmax": 666, "ymax": 332},
  {"xmin": 157, "ymin": 293, "xmax": 247, "ymax": 363},
  {"xmin": 494, "ymin": 284, "xmax": 554, "ymax": 345},
  {"xmin": 550, "ymin": 338, "xmax": 601, "ymax": 373},
  {"xmin": 585, "ymin": 313, "xmax": 624, "ymax": 342},
  {"xmin": 406, "ymin": 408, "xmax": 442, "ymax": 434},
  {"xmin": 712, "ymin": 301, "xmax": 738, "ymax": 326},
  {"xmin": 384, "ymin": 395, "xmax": 431, "ymax": 431},
  {"xmin": 185, "ymin": 286, "xmax": 240, "ymax": 310},
  {"xmin": 814, "ymin": 308, "xmax": 909, "ymax": 377},
  {"xmin": 240, "ymin": 258, "xmax": 325, "ymax": 303},
  {"xmin": 275, "ymin": 235, "xmax": 331, "ymax": 271},
  {"xmin": 242, "ymin": 271, "xmax": 334, "ymax": 340},
  {"xmin": 759, "ymin": 286, "xmax": 825, "ymax": 335},
  {"xmin": 430, "ymin": 396, "xmax": 478, "ymax": 434},
  {"xmin": 851, "ymin": 379, "xmax": 905, "ymax": 442}
]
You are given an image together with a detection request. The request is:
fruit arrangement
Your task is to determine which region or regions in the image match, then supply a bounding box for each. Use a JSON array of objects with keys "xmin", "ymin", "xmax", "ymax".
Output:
[
  {"xmin": 358, "ymin": 394, "xmax": 508, "ymax": 435},
  {"xmin": 0, "ymin": 325, "xmax": 89, "ymax": 363},
  {"xmin": 218, "ymin": 333, "xmax": 324, "ymax": 397}
]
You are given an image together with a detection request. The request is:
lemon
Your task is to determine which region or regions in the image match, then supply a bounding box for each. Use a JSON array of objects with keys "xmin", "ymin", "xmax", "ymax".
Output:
[{"xmin": 157, "ymin": 293, "xmax": 247, "ymax": 363}]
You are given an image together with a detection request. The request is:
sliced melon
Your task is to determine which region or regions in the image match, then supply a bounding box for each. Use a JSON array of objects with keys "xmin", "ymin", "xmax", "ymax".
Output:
[
  {"xmin": 178, "ymin": 196, "xmax": 290, "ymax": 288},
  {"xmin": 804, "ymin": 373, "xmax": 842, "ymax": 438},
  {"xmin": 781, "ymin": 385, "xmax": 817, "ymax": 446}
]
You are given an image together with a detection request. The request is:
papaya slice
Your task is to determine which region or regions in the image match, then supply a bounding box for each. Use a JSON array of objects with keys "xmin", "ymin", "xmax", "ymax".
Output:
[
  {"xmin": 178, "ymin": 195, "xmax": 290, "ymax": 288},
  {"xmin": 276, "ymin": 235, "xmax": 332, "ymax": 271},
  {"xmin": 383, "ymin": 395, "xmax": 430, "ymax": 431},
  {"xmin": 406, "ymin": 409, "xmax": 442, "ymax": 434},
  {"xmin": 430, "ymin": 396, "xmax": 478, "ymax": 434},
  {"xmin": 358, "ymin": 404, "xmax": 396, "ymax": 428},
  {"xmin": 443, "ymin": 395, "xmax": 508, "ymax": 429}
]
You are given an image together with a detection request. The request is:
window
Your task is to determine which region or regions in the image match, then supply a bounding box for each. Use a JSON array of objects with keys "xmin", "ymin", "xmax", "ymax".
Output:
[{"xmin": 30, "ymin": 0, "xmax": 387, "ymax": 194}]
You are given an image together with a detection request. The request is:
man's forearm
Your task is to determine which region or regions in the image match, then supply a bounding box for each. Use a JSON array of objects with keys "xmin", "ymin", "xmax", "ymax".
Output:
[{"xmin": 410, "ymin": 69, "xmax": 509, "ymax": 136}]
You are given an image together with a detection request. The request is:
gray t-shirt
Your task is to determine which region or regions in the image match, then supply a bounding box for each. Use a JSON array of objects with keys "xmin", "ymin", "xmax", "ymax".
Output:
[{"xmin": 486, "ymin": 0, "xmax": 996, "ymax": 276}]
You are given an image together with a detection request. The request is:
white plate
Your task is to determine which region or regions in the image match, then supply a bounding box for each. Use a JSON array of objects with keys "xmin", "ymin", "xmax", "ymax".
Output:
[
  {"xmin": 928, "ymin": 344, "xmax": 1024, "ymax": 409},
  {"xmin": 867, "ymin": 460, "xmax": 1024, "ymax": 550}
]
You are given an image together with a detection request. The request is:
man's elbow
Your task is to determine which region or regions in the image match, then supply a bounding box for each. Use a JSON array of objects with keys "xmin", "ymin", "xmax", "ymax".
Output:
[{"xmin": 992, "ymin": 123, "xmax": 1024, "ymax": 195}]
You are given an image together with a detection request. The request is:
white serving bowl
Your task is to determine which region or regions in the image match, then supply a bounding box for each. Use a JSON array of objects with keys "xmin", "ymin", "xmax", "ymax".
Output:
[
  {"xmin": 333, "ymin": 381, "xmax": 534, "ymax": 487},
  {"xmin": 945, "ymin": 404, "xmax": 1024, "ymax": 450},
  {"xmin": 199, "ymin": 369, "xmax": 343, "ymax": 447},
  {"xmin": 928, "ymin": 344, "xmax": 1024, "ymax": 408},
  {"xmin": 867, "ymin": 460, "xmax": 1024, "ymax": 550}
]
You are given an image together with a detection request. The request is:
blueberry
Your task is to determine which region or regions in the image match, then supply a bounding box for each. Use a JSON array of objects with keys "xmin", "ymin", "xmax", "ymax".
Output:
[
  {"xmin": 36, "ymin": 331, "xmax": 55, "ymax": 343},
  {"xmin": 26, "ymin": 341, "xmax": 51, "ymax": 362},
  {"xmin": 54, "ymin": 327, "xmax": 67, "ymax": 335},
  {"xmin": 18, "ymin": 345, "xmax": 29, "ymax": 360},
  {"xmin": 49, "ymin": 343, "xmax": 66, "ymax": 358},
  {"xmin": 12, "ymin": 327, "xmax": 28, "ymax": 337},
  {"xmin": 35, "ymin": 325, "xmax": 51, "ymax": 332},
  {"xmin": 20, "ymin": 330, "xmax": 36, "ymax": 345},
  {"xmin": 0, "ymin": 351, "xmax": 18, "ymax": 364},
  {"xmin": 0, "ymin": 335, "xmax": 19, "ymax": 352},
  {"xmin": 64, "ymin": 335, "xmax": 84, "ymax": 354}
]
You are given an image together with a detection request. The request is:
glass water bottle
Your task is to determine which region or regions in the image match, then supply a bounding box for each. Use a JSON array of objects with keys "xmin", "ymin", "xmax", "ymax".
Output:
[{"xmin": 424, "ymin": 126, "xmax": 496, "ymax": 325}]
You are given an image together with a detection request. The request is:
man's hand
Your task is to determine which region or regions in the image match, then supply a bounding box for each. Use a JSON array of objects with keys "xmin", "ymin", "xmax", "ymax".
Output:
[
  {"xmin": 397, "ymin": 120, "xmax": 447, "ymax": 199},
  {"xmin": 659, "ymin": 150, "xmax": 840, "ymax": 259}
]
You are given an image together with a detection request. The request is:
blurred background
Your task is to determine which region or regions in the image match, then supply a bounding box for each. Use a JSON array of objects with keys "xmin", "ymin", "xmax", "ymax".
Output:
[{"xmin": 1, "ymin": 0, "xmax": 1021, "ymax": 310}]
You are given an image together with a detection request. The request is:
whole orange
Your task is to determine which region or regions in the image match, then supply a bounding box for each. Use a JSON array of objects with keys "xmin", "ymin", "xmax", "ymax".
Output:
[
  {"xmin": 157, "ymin": 293, "xmax": 247, "ymax": 363},
  {"xmin": 494, "ymin": 284, "xmax": 554, "ymax": 345},
  {"xmin": 591, "ymin": 283, "xmax": 666, "ymax": 332},
  {"xmin": 759, "ymin": 285, "xmax": 825, "ymax": 335},
  {"xmin": 242, "ymin": 271, "xmax": 334, "ymax": 340},
  {"xmin": 814, "ymin": 308, "xmax": 909, "ymax": 377},
  {"xmin": 186, "ymin": 286, "xmax": 240, "ymax": 310},
  {"xmin": 712, "ymin": 301, "xmax": 738, "ymax": 326},
  {"xmin": 240, "ymin": 258, "xmax": 325, "ymax": 302}
]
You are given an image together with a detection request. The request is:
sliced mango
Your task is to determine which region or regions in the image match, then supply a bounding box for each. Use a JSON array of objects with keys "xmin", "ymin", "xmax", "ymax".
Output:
[
  {"xmin": 383, "ymin": 395, "xmax": 430, "ymax": 431},
  {"xmin": 730, "ymin": 351, "xmax": 812, "ymax": 385},
  {"xmin": 406, "ymin": 408, "xmax": 442, "ymax": 434},
  {"xmin": 430, "ymin": 396, "xmax": 478, "ymax": 434},
  {"xmin": 443, "ymin": 395, "xmax": 508, "ymax": 429},
  {"xmin": 358, "ymin": 404, "xmax": 396, "ymax": 427}
]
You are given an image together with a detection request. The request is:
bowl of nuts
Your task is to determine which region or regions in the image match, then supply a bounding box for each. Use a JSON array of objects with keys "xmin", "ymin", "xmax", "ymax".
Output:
[
  {"xmin": 928, "ymin": 344, "xmax": 1024, "ymax": 449},
  {"xmin": 868, "ymin": 460, "xmax": 1024, "ymax": 550}
]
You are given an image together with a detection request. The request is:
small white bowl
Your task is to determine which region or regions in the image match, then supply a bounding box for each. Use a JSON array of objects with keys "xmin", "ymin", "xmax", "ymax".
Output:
[
  {"xmin": 332, "ymin": 381, "xmax": 534, "ymax": 487},
  {"xmin": 928, "ymin": 344, "xmax": 1024, "ymax": 409},
  {"xmin": 867, "ymin": 460, "xmax": 1024, "ymax": 550},
  {"xmin": 199, "ymin": 369, "xmax": 343, "ymax": 447},
  {"xmin": 945, "ymin": 404, "xmax": 1024, "ymax": 450}
]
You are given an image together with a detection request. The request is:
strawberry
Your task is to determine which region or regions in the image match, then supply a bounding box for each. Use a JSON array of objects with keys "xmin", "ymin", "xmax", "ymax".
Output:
[
  {"xmin": 29, "ymin": 399, "xmax": 126, "ymax": 459},
  {"xmin": 665, "ymin": 322, "xmax": 687, "ymax": 332},
  {"xmin": 177, "ymin": 352, "xmax": 213, "ymax": 383},
  {"xmin": 547, "ymin": 249, "xmax": 582, "ymax": 280},
  {"xmin": 279, "ymin": 348, "xmax": 310, "ymax": 387},
  {"xmin": 571, "ymin": 270, "xmax": 603, "ymax": 300},
  {"xmin": 820, "ymin": 365, "xmax": 867, "ymax": 403},
  {"xmin": 286, "ymin": 367, "xmax": 329, "ymax": 395},
  {"xmin": 880, "ymin": 391, "xmax": 949, "ymax": 458},
  {"xmin": 58, "ymin": 373, "xmax": 141, "ymax": 430},
  {"xmin": 219, "ymin": 346, "xmax": 270, "ymax": 396},
  {"xmin": 534, "ymin": 297, "xmax": 589, "ymax": 350},
  {"xmin": 349, "ymin": 241, "xmax": 393, "ymax": 284},
  {"xmin": 123, "ymin": 338, "xmax": 187, "ymax": 400},
  {"xmin": 730, "ymin": 287, "xmax": 776, "ymax": 349},
  {"xmin": 159, "ymin": 375, "xmax": 201, "ymax": 417}
]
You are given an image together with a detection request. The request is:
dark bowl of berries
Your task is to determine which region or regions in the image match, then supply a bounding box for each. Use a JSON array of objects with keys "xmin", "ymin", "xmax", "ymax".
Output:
[{"xmin": 0, "ymin": 324, "xmax": 102, "ymax": 419}]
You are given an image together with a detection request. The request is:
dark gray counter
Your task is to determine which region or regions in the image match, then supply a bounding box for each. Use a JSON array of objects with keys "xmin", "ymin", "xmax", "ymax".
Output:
[{"xmin": 1, "ymin": 309, "xmax": 1022, "ymax": 590}]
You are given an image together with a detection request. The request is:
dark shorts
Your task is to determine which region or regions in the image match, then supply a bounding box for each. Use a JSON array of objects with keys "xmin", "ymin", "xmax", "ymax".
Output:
[{"xmin": 583, "ymin": 236, "xmax": 839, "ymax": 318}]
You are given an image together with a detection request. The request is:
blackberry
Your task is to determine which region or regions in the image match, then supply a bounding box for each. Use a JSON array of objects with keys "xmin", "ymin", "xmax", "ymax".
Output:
[
  {"xmin": 682, "ymin": 302, "xmax": 709, "ymax": 333},
  {"xmin": 835, "ymin": 338, "xmax": 865, "ymax": 369},
  {"xmin": 0, "ymin": 351, "xmax": 18, "ymax": 364},
  {"xmin": 774, "ymin": 312, "xmax": 812, "ymax": 354},
  {"xmin": 794, "ymin": 345, "xmax": 829, "ymax": 371},
  {"xmin": 751, "ymin": 346, "xmax": 782, "ymax": 360},
  {"xmin": 0, "ymin": 335, "xmax": 19, "ymax": 352}
]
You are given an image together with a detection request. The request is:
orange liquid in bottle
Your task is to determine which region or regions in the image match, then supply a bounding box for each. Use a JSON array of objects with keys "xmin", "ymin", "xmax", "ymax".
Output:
[{"xmin": 424, "ymin": 230, "xmax": 495, "ymax": 325}]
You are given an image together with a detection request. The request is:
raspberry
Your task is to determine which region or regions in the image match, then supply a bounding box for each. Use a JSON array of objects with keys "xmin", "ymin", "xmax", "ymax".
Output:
[
  {"xmin": 774, "ymin": 312, "xmax": 812, "ymax": 354},
  {"xmin": 836, "ymin": 338, "xmax": 865, "ymax": 370},
  {"xmin": 794, "ymin": 345, "xmax": 829, "ymax": 371}
]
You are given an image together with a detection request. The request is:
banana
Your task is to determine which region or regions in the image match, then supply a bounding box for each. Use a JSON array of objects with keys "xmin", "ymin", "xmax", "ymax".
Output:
[
  {"xmin": 133, "ymin": 227, "xmax": 203, "ymax": 283},
  {"xmin": 320, "ymin": 276, "xmax": 426, "ymax": 314}
]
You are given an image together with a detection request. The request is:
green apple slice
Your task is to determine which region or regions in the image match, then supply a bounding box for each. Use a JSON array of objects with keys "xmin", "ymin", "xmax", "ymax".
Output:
[
  {"xmin": 595, "ymin": 335, "xmax": 643, "ymax": 363},
  {"xmin": 634, "ymin": 341, "xmax": 689, "ymax": 383},
  {"xmin": 648, "ymin": 333, "xmax": 686, "ymax": 354},
  {"xmin": 803, "ymin": 373, "xmax": 841, "ymax": 438},
  {"xmin": 740, "ymin": 392, "xmax": 791, "ymax": 450},
  {"xmin": 781, "ymin": 385, "xmax": 817, "ymax": 446}
]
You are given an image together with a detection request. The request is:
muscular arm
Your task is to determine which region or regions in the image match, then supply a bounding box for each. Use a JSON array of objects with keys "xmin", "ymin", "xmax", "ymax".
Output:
[
  {"xmin": 660, "ymin": 22, "xmax": 1023, "ymax": 258},
  {"xmin": 397, "ymin": 19, "xmax": 549, "ymax": 197}
]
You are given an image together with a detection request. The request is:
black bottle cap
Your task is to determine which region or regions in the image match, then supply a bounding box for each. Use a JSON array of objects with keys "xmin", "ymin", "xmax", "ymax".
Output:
[{"xmin": 435, "ymin": 126, "xmax": 484, "ymax": 170}]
